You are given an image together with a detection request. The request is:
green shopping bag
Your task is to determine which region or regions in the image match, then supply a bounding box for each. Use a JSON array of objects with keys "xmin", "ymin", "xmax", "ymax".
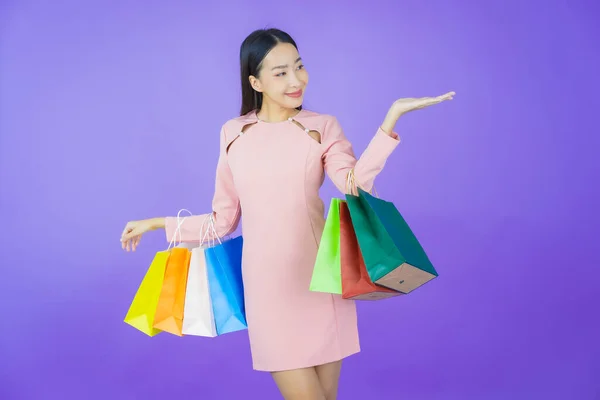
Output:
[
  {"xmin": 309, "ymin": 198, "xmax": 342, "ymax": 294},
  {"xmin": 345, "ymin": 187, "xmax": 438, "ymax": 294}
]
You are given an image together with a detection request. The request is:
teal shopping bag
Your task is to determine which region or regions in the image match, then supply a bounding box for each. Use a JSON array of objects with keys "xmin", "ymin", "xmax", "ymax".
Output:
[{"xmin": 345, "ymin": 187, "xmax": 438, "ymax": 294}]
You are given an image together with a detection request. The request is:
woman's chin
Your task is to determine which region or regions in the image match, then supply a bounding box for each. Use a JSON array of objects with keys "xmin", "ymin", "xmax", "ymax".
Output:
[{"xmin": 284, "ymin": 97, "xmax": 304, "ymax": 108}]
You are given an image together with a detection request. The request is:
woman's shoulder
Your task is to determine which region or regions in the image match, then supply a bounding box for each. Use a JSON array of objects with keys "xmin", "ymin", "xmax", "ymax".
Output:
[
  {"xmin": 294, "ymin": 109, "xmax": 343, "ymax": 135},
  {"xmin": 295, "ymin": 108, "xmax": 336, "ymax": 124},
  {"xmin": 220, "ymin": 108, "xmax": 339, "ymax": 142},
  {"xmin": 226, "ymin": 108, "xmax": 336, "ymax": 125}
]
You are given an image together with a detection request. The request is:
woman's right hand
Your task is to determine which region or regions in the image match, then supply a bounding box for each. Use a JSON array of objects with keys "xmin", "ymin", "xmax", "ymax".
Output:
[{"xmin": 120, "ymin": 217, "xmax": 165, "ymax": 252}]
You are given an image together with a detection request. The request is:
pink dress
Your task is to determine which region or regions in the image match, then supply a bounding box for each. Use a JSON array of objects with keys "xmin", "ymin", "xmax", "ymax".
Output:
[{"xmin": 165, "ymin": 108, "xmax": 400, "ymax": 372}]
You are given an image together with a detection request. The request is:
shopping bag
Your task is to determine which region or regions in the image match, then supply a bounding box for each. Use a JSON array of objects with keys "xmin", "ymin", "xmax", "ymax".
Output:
[
  {"xmin": 309, "ymin": 198, "xmax": 343, "ymax": 294},
  {"xmin": 181, "ymin": 243, "xmax": 217, "ymax": 337},
  {"xmin": 123, "ymin": 251, "xmax": 170, "ymax": 336},
  {"xmin": 205, "ymin": 234, "xmax": 247, "ymax": 335},
  {"xmin": 339, "ymin": 201, "xmax": 401, "ymax": 300},
  {"xmin": 346, "ymin": 186, "xmax": 438, "ymax": 294},
  {"xmin": 152, "ymin": 246, "xmax": 191, "ymax": 336}
]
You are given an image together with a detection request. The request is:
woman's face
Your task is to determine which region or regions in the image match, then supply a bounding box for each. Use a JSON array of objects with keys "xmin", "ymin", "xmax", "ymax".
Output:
[{"xmin": 250, "ymin": 42, "xmax": 309, "ymax": 110}]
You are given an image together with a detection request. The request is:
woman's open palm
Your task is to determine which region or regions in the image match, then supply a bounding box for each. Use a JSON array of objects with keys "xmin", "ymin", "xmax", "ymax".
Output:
[{"xmin": 392, "ymin": 91, "xmax": 455, "ymax": 116}]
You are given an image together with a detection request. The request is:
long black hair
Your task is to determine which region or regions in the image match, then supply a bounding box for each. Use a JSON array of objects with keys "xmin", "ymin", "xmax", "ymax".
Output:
[{"xmin": 239, "ymin": 28, "xmax": 301, "ymax": 116}]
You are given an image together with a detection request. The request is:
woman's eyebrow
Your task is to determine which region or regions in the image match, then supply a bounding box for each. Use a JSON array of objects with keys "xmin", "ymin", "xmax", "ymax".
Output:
[{"xmin": 271, "ymin": 57, "xmax": 303, "ymax": 71}]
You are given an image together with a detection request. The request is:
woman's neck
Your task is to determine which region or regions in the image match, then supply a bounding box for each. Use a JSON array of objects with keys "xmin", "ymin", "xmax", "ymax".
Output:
[{"xmin": 256, "ymin": 104, "xmax": 300, "ymax": 123}]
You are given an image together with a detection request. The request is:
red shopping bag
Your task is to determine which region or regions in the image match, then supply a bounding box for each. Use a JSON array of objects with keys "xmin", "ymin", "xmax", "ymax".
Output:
[{"xmin": 340, "ymin": 201, "xmax": 402, "ymax": 300}]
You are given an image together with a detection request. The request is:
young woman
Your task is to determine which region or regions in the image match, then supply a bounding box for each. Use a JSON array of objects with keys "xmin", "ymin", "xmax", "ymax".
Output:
[{"xmin": 120, "ymin": 28, "xmax": 454, "ymax": 400}]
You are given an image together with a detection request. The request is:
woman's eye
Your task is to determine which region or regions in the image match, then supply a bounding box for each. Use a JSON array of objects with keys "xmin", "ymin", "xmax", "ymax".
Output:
[{"xmin": 276, "ymin": 65, "xmax": 304, "ymax": 77}]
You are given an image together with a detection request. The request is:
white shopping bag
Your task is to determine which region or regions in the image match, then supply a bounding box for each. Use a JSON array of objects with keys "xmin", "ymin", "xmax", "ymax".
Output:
[
  {"xmin": 181, "ymin": 245, "xmax": 217, "ymax": 337},
  {"xmin": 172, "ymin": 211, "xmax": 217, "ymax": 337}
]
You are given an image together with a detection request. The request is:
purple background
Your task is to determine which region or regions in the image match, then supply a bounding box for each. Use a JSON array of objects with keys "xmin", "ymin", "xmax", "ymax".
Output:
[{"xmin": 1, "ymin": 0, "xmax": 599, "ymax": 399}]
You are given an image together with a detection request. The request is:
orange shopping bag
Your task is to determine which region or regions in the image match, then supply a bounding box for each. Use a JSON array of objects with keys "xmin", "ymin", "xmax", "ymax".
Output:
[
  {"xmin": 152, "ymin": 245, "xmax": 191, "ymax": 336},
  {"xmin": 151, "ymin": 211, "xmax": 194, "ymax": 336}
]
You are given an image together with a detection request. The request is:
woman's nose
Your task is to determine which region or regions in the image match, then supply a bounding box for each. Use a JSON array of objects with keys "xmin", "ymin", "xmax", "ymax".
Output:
[{"xmin": 289, "ymin": 73, "xmax": 302, "ymax": 87}]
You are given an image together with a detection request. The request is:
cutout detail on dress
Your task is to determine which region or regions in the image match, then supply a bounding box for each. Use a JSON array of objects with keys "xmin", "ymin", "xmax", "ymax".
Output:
[
  {"xmin": 226, "ymin": 122, "xmax": 258, "ymax": 153},
  {"xmin": 289, "ymin": 119, "xmax": 321, "ymax": 144}
]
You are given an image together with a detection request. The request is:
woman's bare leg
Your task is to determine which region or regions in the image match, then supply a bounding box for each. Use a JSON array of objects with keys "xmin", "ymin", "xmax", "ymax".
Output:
[
  {"xmin": 271, "ymin": 367, "xmax": 326, "ymax": 400},
  {"xmin": 315, "ymin": 360, "xmax": 342, "ymax": 400}
]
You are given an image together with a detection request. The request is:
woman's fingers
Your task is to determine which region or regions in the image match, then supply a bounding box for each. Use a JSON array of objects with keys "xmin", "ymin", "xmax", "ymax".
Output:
[
  {"xmin": 121, "ymin": 221, "xmax": 146, "ymax": 251},
  {"xmin": 133, "ymin": 235, "xmax": 141, "ymax": 251},
  {"xmin": 438, "ymin": 91, "xmax": 455, "ymax": 101},
  {"xmin": 122, "ymin": 227, "xmax": 140, "ymax": 242}
]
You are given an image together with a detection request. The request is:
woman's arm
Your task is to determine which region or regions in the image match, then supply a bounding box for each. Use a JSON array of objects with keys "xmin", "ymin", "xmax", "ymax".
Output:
[
  {"xmin": 322, "ymin": 116, "xmax": 400, "ymax": 194},
  {"xmin": 164, "ymin": 124, "xmax": 241, "ymax": 244},
  {"xmin": 323, "ymin": 91, "xmax": 455, "ymax": 193}
]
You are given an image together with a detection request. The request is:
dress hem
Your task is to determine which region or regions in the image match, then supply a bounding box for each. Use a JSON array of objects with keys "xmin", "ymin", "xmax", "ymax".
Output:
[{"xmin": 251, "ymin": 347, "xmax": 361, "ymax": 372}]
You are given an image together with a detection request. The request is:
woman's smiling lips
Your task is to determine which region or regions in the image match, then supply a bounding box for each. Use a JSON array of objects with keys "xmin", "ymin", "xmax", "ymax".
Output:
[{"xmin": 285, "ymin": 89, "xmax": 303, "ymax": 98}]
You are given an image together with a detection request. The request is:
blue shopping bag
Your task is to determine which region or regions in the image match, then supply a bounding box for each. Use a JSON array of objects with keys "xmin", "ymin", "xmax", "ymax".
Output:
[{"xmin": 205, "ymin": 235, "xmax": 247, "ymax": 335}]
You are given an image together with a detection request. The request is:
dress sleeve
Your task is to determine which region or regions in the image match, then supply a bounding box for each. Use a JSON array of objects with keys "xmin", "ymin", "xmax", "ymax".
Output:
[
  {"xmin": 164, "ymin": 124, "xmax": 241, "ymax": 244},
  {"xmin": 322, "ymin": 116, "xmax": 401, "ymax": 194}
]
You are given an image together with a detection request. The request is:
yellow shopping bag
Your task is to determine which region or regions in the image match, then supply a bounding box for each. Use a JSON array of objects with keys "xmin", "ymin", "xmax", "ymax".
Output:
[{"xmin": 124, "ymin": 251, "xmax": 170, "ymax": 336}]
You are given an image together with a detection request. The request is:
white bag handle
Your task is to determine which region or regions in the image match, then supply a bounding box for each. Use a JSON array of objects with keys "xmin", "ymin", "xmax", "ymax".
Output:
[
  {"xmin": 199, "ymin": 214, "xmax": 214, "ymax": 247},
  {"xmin": 200, "ymin": 213, "xmax": 223, "ymax": 247},
  {"xmin": 167, "ymin": 208, "xmax": 193, "ymax": 250},
  {"xmin": 167, "ymin": 208, "xmax": 231, "ymax": 250}
]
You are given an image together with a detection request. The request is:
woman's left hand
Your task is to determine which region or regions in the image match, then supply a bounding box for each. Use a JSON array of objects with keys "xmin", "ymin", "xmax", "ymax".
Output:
[
  {"xmin": 392, "ymin": 91, "xmax": 455, "ymax": 117},
  {"xmin": 381, "ymin": 91, "xmax": 455, "ymax": 135}
]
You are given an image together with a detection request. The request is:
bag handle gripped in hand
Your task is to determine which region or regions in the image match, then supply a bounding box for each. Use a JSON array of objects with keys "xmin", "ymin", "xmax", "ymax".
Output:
[{"xmin": 345, "ymin": 168, "xmax": 379, "ymax": 197}]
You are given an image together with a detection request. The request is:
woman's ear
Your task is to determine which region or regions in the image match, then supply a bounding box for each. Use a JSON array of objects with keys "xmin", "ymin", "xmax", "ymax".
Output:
[{"xmin": 249, "ymin": 75, "xmax": 263, "ymax": 93}]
